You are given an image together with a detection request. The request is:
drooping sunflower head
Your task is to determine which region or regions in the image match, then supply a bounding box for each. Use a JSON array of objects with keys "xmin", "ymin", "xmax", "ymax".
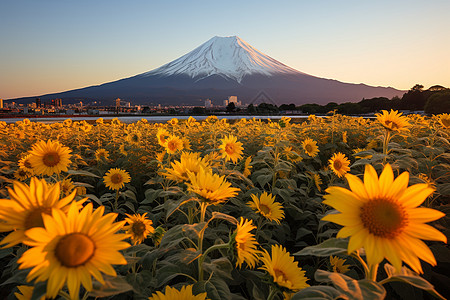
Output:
[
  {"xmin": 95, "ymin": 148, "xmax": 110, "ymax": 161},
  {"xmin": 186, "ymin": 168, "xmax": 240, "ymax": 205},
  {"xmin": 161, "ymin": 152, "xmax": 210, "ymax": 182},
  {"xmin": 0, "ymin": 178, "xmax": 79, "ymax": 248},
  {"xmin": 302, "ymin": 138, "xmax": 319, "ymax": 157},
  {"xmin": 124, "ymin": 213, "xmax": 155, "ymax": 245},
  {"xmin": 375, "ymin": 109, "xmax": 410, "ymax": 132},
  {"xmin": 219, "ymin": 135, "xmax": 244, "ymax": 163},
  {"xmin": 328, "ymin": 152, "xmax": 351, "ymax": 178},
  {"xmin": 103, "ymin": 168, "xmax": 131, "ymax": 190},
  {"xmin": 247, "ymin": 192, "xmax": 284, "ymax": 224},
  {"xmin": 231, "ymin": 218, "xmax": 260, "ymax": 269},
  {"xmin": 60, "ymin": 178, "xmax": 75, "ymax": 196},
  {"xmin": 156, "ymin": 128, "xmax": 170, "ymax": 147},
  {"xmin": 243, "ymin": 156, "xmax": 252, "ymax": 178},
  {"xmin": 164, "ymin": 135, "xmax": 184, "ymax": 154},
  {"xmin": 439, "ymin": 113, "xmax": 450, "ymax": 128},
  {"xmin": 322, "ymin": 164, "xmax": 447, "ymax": 273},
  {"xmin": 17, "ymin": 203, "xmax": 129, "ymax": 299},
  {"xmin": 28, "ymin": 140, "xmax": 72, "ymax": 176},
  {"xmin": 259, "ymin": 244, "xmax": 309, "ymax": 292},
  {"xmin": 149, "ymin": 284, "xmax": 209, "ymax": 300}
]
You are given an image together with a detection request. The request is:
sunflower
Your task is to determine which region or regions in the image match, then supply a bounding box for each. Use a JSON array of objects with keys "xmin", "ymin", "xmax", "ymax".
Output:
[
  {"xmin": 0, "ymin": 178, "xmax": 81, "ymax": 248},
  {"xmin": 330, "ymin": 256, "xmax": 350, "ymax": 274},
  {"xmin": 95, "ymin": 148, "xmax": 110, "ymax": 161},
  {"xmin": 375, "ymin": 109, "xmax": 410, "ymax": 132},
  {"xmin": 439, "ymin": 113, "xmax": 450, "ymax": 128},
  {"xmin": 311, "ymin": 173, "xmax": 323, "ymax": 192},
  {"xmin": 28, "ymin": 140, "xmax": 72, "ymax": 176},
  {"xmin": 247, "ymin": 192, "xmax": 284, "ymax": 224},
  {"xmin": 243, "ymin": 156, "xmax": 252, "ymax": 177},
  {"xmin": 232, "ymin": 218, "xmax": 260, "ymax": 268},
  {"xmin": 18, "ymin": 154, "xmax": 34, "ymax": 173},
  {"xmin": 328, "ymin": 152, "xmax": 351, "ymax": 178},
  {"xmin": 302, "ymin": 138, "xmax": 319, "ymax": 157},
  {"xmin": 161, "ymin": 152, "xmax": 210, "ymax": 182},
  {"xmin": 164, "ymin": 135, "xmax": 184, "ymax": 154},
  {"xmin": 259, "ymin": 245, "xmax": 309, "ymax": 291},
  {"xmin": 103, "ymin": 168, "xmax": 131, "ymax": 190},
  {"xmin": 119, "ymin": 144, "xmax": 128, "ymax": 156},
  {"xmin": 186, "ymin": 168, "xmax": 240, "ymax": 205},
  {"xmin": 353, "ymin": 148, "xmax": 372, "ymax": 159},
  {"xmin": 14, "ymin": 168, "xmax": 32, "ymax": 181},
  {"xmin": 149, "ymin": 284, "xmax": 209, "ymax": 300},
  {"xmin": 156, "ymin": 128, "xmax": 170, "ymax": 147},
  {"xmin": 124, "ymin": 213, "xmax": 155, "ymax": 245},
  {"xmin": 17, "ymin": 202, "xmax": 129, "ymax": 299},
  {"xmin": 63, "ymin": 119, "xmax": 73, "ymax": 127},
  {"xmin": 127, "ymin": 131, "xmax": 141, "ymax": 145},
  {"xmin": 75, "ymin": 186, "xmax": 87, "ymax": 196},
  {"xmin": 60, "ymin": 178, "xmax": 75, "ymax": 196},
  {"xmin": 168, "ymin": 118, "xmax": 179, "ymax": 126},
  {"xmin": 219, "ymin": 135, "xmax": 244, "ymax": 163},
  {"xmin": 15, "ymin": 285, "xmax": 45, "ymax": 300},
  {"xmin": 322, "ymin": 164, "xmax": 447, "ymax": 273}
]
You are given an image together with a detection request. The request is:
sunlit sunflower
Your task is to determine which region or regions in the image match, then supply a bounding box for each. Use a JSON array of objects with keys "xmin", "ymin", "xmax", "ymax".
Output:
[
  {"xmin": 156, "ymin": 151, "xmax": 166, "ymax": 163},
  {"xmin": 18, "ymin": 202, "xmax": 129, "ymax": 299},
  {"xmin": 439, "ymin": 113, "xmax": 450, "ymax": 128},
  {"xmin": 375, "ymin": 109, "xmax": 410, "ymax": 132},
  {"xmin": 124, "ymin": 213, "xmax": 155, "ymax": 245},
  {"xmin": 103, "ymin": 168, "xmax": 131, "ymax": 190},
  {"xmin": 161, "ymin": 152, "xmax": 210, "ymax": 182},
  {"xmin": 311, "ymin": 173, "xmax": 323, "ymax": 192},
  {"xmin": 18, "ymin": 154, "xmax": 34, "ymax": 173},
  {"xmin": 342, "ymin": 131, "xmax": 348, "ymax": 143},
  {"xmin": 186, "ymin": 168, "xmax": 240, "ymax": 205},
  {"xmin": 156, "ymin": 128, "xmax": 170, "ymax": 147},
  {"xmin": 353, "ymin": 148, "xmax": 372, "ymax": 159},
  {"xmin": 330, "ymin": 256, "xmax": 350, "ymax": 274},
  {"xmin": 259, "ymin": 244, "xmax": 309, "ymax": 291},
  {"xmin": 219, "ymin": 135, "xmax": 244, "ymax": 163},
  {"xmin": 28, "ymin": 140, "xmax": 72, "ymax": 176},
  {"xmin": 127, "ymin": 131, "xmax": 141, "ymax": 145},
  {"xmin": 232, "ymin": 218, "xmax": 260, "ymax": 268},
  {"xmin": 75, "ymin": 186, "xmax": 87, "ymax": 196},
  {"xmin": 149, "ymin": 284, "xmax": 209, "ymax": 300},
  {"xmin": 168, "ymin": 118, "xmax": 179, "ymax": 126},
  {"xmin": 302, "ymin": 138, "xmax": 319, "ymax": 157},
  {"xmin": 60, "ymin": 178, "xmax": 75, "ymax": 196},
  {"xmin": 243, "ymin": 156, "xmax": 252, "ymax": 177},
  {"xmin": 63, "ymin": 119, "xmax": 73, "ymax": 127},
  {"xmin": 14, "ymin": 168, "xmax": 32, "ymax": 181},
  {"xmin": 164, "ymin": 135, "xmax": 184, "ymax": 154},
  {"xmin": 247, "ymin": 192, "xmax": 284, "ymax": 224},
  {"xmin": 15, "ymin": 285, "xmax": 45, "ymax": 300},
  {"xmin": 322, "ymin": 164, "xmax": 447, "ymax": 273},
  {"xmin": 328, "ymin": 152, "xmax": 351, "ymax": 178},
  {"xmin": 0, "ymin": 178, "xmax": 81, "ymax": 248},
  {"xmin": 95, "ymin": 148, "xmax": 110, "ymax": 161}
]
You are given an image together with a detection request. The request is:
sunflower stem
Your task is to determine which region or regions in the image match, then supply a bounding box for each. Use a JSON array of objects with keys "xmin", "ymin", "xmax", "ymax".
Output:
[
  {"xmin": 351, "ymin": 251, "xmax": 370, "ymax": 279},
  {"xmin": 114, "ymin": 189, "xmax": 119, "ymax": 212},
  {"xmin": 198, "ymin": 242, "xmax": 230, "ymax": 282},
  {"xmin": 369, "ymin": 263, "xmax": 379, "ymax": 281},
  {"xmin": 382, "ymin": 130, "xmax": 391, "ymax": 164},
  {"xmin": 57, "ymin": 290, "xmax": 72, "ymax": 300},
  {"xmin": 198, "ymin": 201, "xmax": 209, "ymax": 281},
  {"xmin": 267, "ymin": 285, "xmax": 279, "ymax": 300}
]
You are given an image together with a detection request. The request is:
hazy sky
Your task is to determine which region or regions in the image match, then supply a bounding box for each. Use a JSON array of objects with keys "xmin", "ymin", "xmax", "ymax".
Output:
[{"xmin": 1, "ymin": 0, "xmax": 449, "ymax": 99}]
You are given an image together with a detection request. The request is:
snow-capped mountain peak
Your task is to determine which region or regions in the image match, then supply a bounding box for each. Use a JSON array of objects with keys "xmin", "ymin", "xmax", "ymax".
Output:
[{"xmin": 141, "ymin": 35, "xmax": 302, "ymax": 83}]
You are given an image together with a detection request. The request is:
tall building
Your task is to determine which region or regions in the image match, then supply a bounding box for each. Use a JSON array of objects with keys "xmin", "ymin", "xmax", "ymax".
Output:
[
  {"xmin": 205, "ymin": 99, "xmax": 212, "ymax": 108},
  {"xmin": 0, "ymin": 98, "xmax": 3, "ymax": 109},
  {"xmin": 224, "ymin": 96, "xmax": 241, "ymax": 107},
  {"xmin": 36, "ymin": 98, "xmax": 41, "ymax": 108},
  {"xmin": 115, "ymin": 98, "xmax": 121, "ymax": 108}
]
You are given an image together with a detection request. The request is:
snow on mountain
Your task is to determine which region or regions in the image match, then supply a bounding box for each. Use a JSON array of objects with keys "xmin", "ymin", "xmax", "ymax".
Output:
[{"xmin": 141, "ymin": 36, "xmax": 302, "ymax": 83}]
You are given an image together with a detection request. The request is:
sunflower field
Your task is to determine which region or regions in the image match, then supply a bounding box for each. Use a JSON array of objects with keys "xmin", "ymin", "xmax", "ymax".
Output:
[{"xmin": 0, "ymin": 111, "xmax": 449, "ymax": 300}]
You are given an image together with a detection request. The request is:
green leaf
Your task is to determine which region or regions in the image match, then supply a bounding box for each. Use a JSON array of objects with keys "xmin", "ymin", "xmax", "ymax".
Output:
[
  {"xmin": 291, "ymin": 285, "xmax": 341, "ymax": 300},
  {"xmin": 315, "ymin": 270, "xmax": 386, "ymax": 300},
  {"xmin": 209, "ymin": 211, "xmax": 238, "ymax": 225},
  {"xmin": 67, "ymin": 169, "xmax": 100, "ymax": 177},
  {"xmin": 294, "ymin": 238, "xmax": 348, "ymax": 257},
  {"xmin": 90, "ymin": 275, "xmax": 134, "ymax": 297}
]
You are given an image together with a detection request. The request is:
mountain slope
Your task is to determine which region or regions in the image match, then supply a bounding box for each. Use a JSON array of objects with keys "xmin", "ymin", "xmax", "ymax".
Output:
[{"xmin": 13, "ymin": 36, "xmax": 404, "ymax": 105}]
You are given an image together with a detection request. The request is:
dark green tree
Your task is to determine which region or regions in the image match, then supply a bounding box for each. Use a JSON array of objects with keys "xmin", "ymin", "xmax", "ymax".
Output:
[{"xmin": 424, "ymin": 91, "xmax": 450, "ymax": 114}]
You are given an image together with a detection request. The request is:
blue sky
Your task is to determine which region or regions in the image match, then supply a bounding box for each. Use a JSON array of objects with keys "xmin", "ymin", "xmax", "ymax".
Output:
[{"xmin": 1, "ymin": 0, "xmax": 449, "ymax": 99}]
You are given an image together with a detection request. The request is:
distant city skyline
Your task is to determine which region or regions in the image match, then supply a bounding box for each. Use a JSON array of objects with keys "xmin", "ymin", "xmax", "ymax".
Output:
[{"xmin": 1, "ymin": 0, "xmax": 449, "ymax": 99}]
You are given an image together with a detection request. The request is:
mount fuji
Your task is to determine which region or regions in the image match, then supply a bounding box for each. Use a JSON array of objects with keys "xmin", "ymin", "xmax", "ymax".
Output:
[{"xmin": 18, "ymin": 36, "xmax": 403, "ymax": 105}]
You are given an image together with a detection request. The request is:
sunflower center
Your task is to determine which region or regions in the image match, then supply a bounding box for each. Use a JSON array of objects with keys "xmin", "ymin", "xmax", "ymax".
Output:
[
  {"xmin": 259, "ymin": 204, "xmax": 271, "ymax": 215},
  {"xmin": 43, "ymin": 152, "xmax": 61, "ymax": 167},
  {"xmin": 274, "ymin": 268, "xmax": 288, "ymax": 283},
  {"xmin": 24, "ymin": 160, "xmax": 33, "ymax": 169},
  {"xmin": 333, "ymin": 159, "xmax": 342, "ymax": 170},
  {"xmin": 360, "ymin": 199, "xmax": 408, "ymax": 239},
  {"xmin": 132, "ymin": 221, "xmax": 146, "ymax": 236},
  {"xmin": 110, "ymin": 173, "xmax": 123, "ymax": 184},
  {"xmin": 225, "ymin": 144, "xmax": 235, "ymax": 155},
  {"xmin": 168, "ymin": 141, "xmax": 176, "ymax": 151},
  {"xmin": 24, "ymin": 207, "xmax": 52, "ymax": 229},
  {"xmin": 304, "ymin": 144, "xmax": 312, "ymax": 153},
  {"xmin": 441, "ymin": 118, "xmax": 450, "ymax": 127},
  {"xmin": 55, "ymin": 233, "xmax": 95, "ymax": 268},
  {"xmin": 384, "ymin": 120, "xmax": 399, "ymax": 130}
]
